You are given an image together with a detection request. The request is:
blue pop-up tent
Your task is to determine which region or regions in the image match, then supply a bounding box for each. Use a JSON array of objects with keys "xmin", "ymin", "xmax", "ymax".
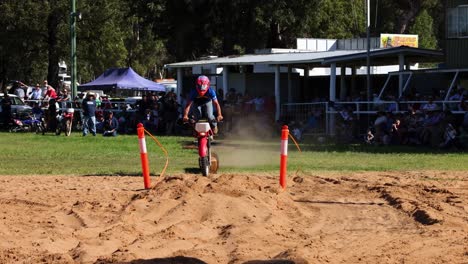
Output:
[{"xmin": 78, "ymin": 67, "xmax": 165, "ymax": 92}]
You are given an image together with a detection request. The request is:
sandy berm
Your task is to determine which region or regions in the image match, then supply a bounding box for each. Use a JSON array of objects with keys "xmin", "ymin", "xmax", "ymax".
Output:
[{"xmin": 0, "ymin": 171, "xmax": 466, "ymax": 263}]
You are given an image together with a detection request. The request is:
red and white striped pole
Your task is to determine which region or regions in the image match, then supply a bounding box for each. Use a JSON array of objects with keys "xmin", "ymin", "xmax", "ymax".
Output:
[
  {"xmin": 137, "ymin": 123, "xmax": 151, "ymax": 189},
  {"xmin": 280, "ymin": 125, "xmax": 289, "ymax": 189}
]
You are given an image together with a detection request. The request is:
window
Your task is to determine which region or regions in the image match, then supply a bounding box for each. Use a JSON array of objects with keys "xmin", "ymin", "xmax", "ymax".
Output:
[{"xmin": 448, "ymin": 6, "xmax": 468, "ymax": 38}]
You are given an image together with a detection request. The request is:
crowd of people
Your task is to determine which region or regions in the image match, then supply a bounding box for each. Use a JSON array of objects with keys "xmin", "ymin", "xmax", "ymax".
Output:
[
  {"xmin": 2, "ymin": 78, "xmax": 467, "ymax": 149},
  {"xmin": 1, "ymin": 77, "xmax": 278, "ymax": 138}
]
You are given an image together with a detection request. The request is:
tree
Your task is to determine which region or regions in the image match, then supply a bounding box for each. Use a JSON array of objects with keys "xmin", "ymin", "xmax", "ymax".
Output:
[{"xmin": 409, "ymin": 9, "xmax": 438, "ymax": 49}]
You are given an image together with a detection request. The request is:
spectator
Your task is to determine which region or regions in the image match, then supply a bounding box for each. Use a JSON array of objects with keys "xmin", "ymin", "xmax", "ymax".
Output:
[
  {"xmin": 151, "ymin": 104, "xmax": 160, "ymax": 132},
  {"xmin": 390, "ymin": 114, "xmax": 407, "ymax": 144},
  {"xmin": 101, "ymin": 95, "xmax": 112, "ymax": 110},
  {"xmin": 448, "ymin": 88, "xmax": 463, "ymax": 102},
  {"xmin": 1, "ymin": 92, "xmax": 12, "ymax": 122},
  {"xmin": 365, "ymin": 127, "xmax": 375, "ymax": 144},
  {"xmin": 420, "ymin": 108, "xmax": 443, "ymax": 146},
  {"xmin": 463, "ymin": 104, "xmax": 468, "ymax": 129},
  {"xmin": 439, "ymin": 123, "xmax": 461, "ymax": 149},
  {"xmin": 57, "ymin": 89, "xmax": 70, "ymax": 108},
  {"xmin": 82, "ymin": 93, "xmax": 97, "ymax": 136},
  {"xmin": 41, "ymin": 80, "xmax": 49, "ymax": 96},
  {"xmin": 137, "ymin": 95, "xmax": 151, "ymax": 118},
  {"xmin": 373, "ymin": 111, "xmax": 388, "ymax": 144},
  {"xmin": 162, "ymin": 91, "xmax": 179, "ymax": 135},
  {"xmin": 421, "ymin": 96, "xmax": 438, "ymax": 112},
  {"xmin": 103, "ymin": 111, "xmax": 119, "ymax": 137},
  {"xmin": 12, "ymin": 81, "xmax": 27, "ymax": 101},
  {"xmin": 31, "ymin": 102, "xmax": 44, "ymax": 119},
  {"xmin": 28, "ymin": 84, "xmax": 42, "ymax": 101},
  {"xmin": 47, "ymin": 98, "xmax": 58, "ymax": 132},
  {"xmin": 246, "ymin": 95, "xmax": 265, "ymax": 113},
  {"xmin": 43, "ymin": 84, "xmax": 58, "ymax": 100}
]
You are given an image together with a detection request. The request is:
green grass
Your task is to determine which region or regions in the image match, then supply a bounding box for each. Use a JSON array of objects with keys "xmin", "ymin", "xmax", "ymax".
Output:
[{"xmin": 0, "ymin": 132, "xmax": 467, "ymax": 175}]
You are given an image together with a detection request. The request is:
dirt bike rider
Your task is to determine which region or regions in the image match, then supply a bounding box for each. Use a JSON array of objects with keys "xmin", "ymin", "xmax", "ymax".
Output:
[{"xmin": 183, "ymin": 75, "xmax": 223, "ymax": 133}]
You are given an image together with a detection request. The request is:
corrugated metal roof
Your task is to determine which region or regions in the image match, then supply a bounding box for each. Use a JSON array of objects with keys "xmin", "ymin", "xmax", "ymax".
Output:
[
  {"xmin": 165, "ymin": 46, "xmax": 444, "ymax": 68},
  {"xmin": 166, "ymin": 50, "xmax": 366, "ymax": 68}
]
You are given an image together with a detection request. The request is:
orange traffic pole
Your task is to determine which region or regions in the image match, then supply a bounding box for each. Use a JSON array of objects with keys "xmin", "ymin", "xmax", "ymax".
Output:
[
  {"xmin": 137, "ymin": 123, "xmax": 151, "ymax": 189},
  {"xmin": 280, "ymin": 125, "xmax": 289, "ymax": 189}
]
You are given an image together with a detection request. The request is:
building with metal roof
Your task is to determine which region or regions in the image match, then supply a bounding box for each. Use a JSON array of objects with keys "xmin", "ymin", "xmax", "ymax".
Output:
[{"xmin": 166, "ymin": 45, "xmax": 444, "ymax": 124}]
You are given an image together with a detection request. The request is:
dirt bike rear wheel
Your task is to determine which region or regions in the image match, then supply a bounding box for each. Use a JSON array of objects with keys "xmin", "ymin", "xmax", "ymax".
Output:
[
  {"xmin": 65, "ymin": 120, "xmax": 72, "ymax": 136},
  {"xmin": 200, "ymin": 156, "xmax": 210, "ymax": 177}
]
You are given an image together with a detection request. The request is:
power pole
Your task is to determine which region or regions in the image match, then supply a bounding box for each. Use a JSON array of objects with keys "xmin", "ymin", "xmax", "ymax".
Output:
[
  {"xmin": 366, "ymin": 0, "xmax": 371, "ymax": 101},
  {"xmin": 70, "ymin": 0, "xmax": 77, "ymax": 99}
]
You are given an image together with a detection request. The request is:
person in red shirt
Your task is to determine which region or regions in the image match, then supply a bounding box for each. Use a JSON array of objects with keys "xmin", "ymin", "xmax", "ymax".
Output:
[{"xmin": 43, "ymin": 84, "xmax": 58, "ymax": 100}]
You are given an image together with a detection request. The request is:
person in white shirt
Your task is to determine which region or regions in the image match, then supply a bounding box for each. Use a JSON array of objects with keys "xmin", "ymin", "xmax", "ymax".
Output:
[{"xmin": 28, "ymin": 84, "xmax": 43, "ymax": 100}]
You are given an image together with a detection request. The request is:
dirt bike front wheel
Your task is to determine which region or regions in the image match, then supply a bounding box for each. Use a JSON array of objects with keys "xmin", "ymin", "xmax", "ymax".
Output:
[{"xmin": 200, "ymin": 156, "xmax": 210, "ymax": 177}]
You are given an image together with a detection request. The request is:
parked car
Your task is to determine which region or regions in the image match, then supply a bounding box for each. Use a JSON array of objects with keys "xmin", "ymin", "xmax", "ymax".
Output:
[{"xmin": 0, "ymin": 93, "xmax": 33, "ymax": 119}]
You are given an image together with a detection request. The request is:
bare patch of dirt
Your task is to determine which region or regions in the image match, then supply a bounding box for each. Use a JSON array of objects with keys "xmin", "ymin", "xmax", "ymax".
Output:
[{"xmin": 0, "ymin": 171, "xmax": 466, "ymax": 263}]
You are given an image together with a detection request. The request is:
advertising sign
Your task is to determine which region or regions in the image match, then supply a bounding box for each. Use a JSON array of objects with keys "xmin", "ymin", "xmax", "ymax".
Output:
[{"xmin": 380, "ymin": 34, "xmax": 418, "ymax": 48}]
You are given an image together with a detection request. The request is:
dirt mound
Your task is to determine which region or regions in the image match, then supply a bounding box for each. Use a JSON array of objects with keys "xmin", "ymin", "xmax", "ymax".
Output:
[{"xmin": 0, "ymin": 171, "xmax": 466, "ymax": 263}]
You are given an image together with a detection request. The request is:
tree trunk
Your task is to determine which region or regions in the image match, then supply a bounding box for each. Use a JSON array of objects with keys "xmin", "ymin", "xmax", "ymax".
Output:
[
  {"xmin": 47, "ymin": 10, "xmax": 60, "ymax": 89},
  {"xmin": 268, "ymin": 21, "xmax": 283, "ymax": 48},
  {"xmin": 397, "ymin": 1, "xmax": 421, "ymax": 33}
]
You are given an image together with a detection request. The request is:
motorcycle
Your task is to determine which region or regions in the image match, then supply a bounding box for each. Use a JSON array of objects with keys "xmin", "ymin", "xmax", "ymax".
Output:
[
  {"xmin": 188, "ymin": 118, "xmax": 219, "ymax": 176},
  {"xmin": 55, "ymin": 108, "xmax": 74, "ymax": 136},
  {"xmin": 8, "ymin": 118, "xmax": 26, "ymax": 133},
  {"xmin": 8, "ymin": 114, "xmax": 44, "ymax": 133}
]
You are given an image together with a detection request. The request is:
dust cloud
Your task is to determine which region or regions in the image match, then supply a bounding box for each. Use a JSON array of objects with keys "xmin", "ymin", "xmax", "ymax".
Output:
[{"xmin": 217, "ymin": 113, "xmax": 280, "ymax": 168}]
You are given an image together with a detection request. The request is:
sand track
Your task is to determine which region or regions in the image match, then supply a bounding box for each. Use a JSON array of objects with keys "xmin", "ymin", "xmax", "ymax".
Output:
[{"xmin": 0, "ymin": 171, "xmax": 466, "ymax": 263}]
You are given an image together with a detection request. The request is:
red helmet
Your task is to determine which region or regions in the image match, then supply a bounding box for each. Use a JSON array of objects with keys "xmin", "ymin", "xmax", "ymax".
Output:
[{"xmin": 196, "ymin": 75, "xmax": 210, "ymax": 96}]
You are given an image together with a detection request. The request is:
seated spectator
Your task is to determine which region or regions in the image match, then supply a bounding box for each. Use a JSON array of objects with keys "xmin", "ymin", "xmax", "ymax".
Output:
[
  {"xmin": 463, "ymin": 111, "xmax": 468, "ymax": 130},
  {"xmin": 373, "ymin": 111, "xmax": 388, "ymax": 144},
  {"xmin": 421, "ymin": 96, "xmax": 438, "ymax": 112},
  {"xmin": 449, "ymin": 88, "xmax": 463, "ymax": 101},
  {"xmin": 103, "ymin": 111, "xmax": 119, "ymax": 137},
  {"xmin": 95, "ymin": 106, "xmax": 105, "ymax": 133},
  {"xmin": 390, "ymin": 114, "xmax": 407, "ymax": 145},
  {"xmin": 420, "ymin": 108, "xmax": 443, "ymax": 146},
  {"xmin": 404, "ymin": 110, "xmax": 423, "ymax": 145},
  {"xmin": 439, "ymin": 123, "xmax": 461, "ymax": 149},
  {"xmin": 365, "ymin": 127, "xmax": 375, "ymax": 144},
  {"xmin": 289, "ymin": 121, "xmax": 302, "ymax": 141},
  {"xmin": 385, "ymin": 95, "xmax": 398, "ymax": 112}
]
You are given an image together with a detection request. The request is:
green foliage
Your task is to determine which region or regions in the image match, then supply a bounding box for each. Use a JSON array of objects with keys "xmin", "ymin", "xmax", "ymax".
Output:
[
  {"xmin": 409, "ymin": 9, "xmax": 438, "ymax": 49},
  {"xmin": 0, "ymin": 0, "xmax": 447, "ymax": 85}
]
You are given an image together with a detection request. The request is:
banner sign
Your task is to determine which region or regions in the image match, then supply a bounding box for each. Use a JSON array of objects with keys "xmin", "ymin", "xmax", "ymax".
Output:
[{"xmin": 380, "ymin": 34, "xmax": 418, "ymax": 48}]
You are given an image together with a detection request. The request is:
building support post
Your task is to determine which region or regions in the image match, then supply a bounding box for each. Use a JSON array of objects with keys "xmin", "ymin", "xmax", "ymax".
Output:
[
  {"xmin": 398, "ymin": 54, "xmax": 405, "ymax": 98},
  {"xmin": 351, "ymin": 67, "xmax": 356, "ymax": 98},
  {"xmin": 177, "ymin": 68, "xmax": 183, "ymax": 103},
  {"xmin": 223, "ymin": 66, "xmax": 229, "ymax": 98},
  {"xmin": 275, "ymin": 65, "xmax": 281, "ymax": 121},
  {"xmin": 70, "ymin": 0, "xmax": 77, "ymax": 99},
  {"xmin": 287, "ymin": 65, "xmax": 292, "ymax": 103},
  {"xmin": 329, "ymin": 63, "xmax": 337, "ymax": 136},
  {"xmin": 340, "ymin": 65, "xmax": 347, "ymax": 101}
]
